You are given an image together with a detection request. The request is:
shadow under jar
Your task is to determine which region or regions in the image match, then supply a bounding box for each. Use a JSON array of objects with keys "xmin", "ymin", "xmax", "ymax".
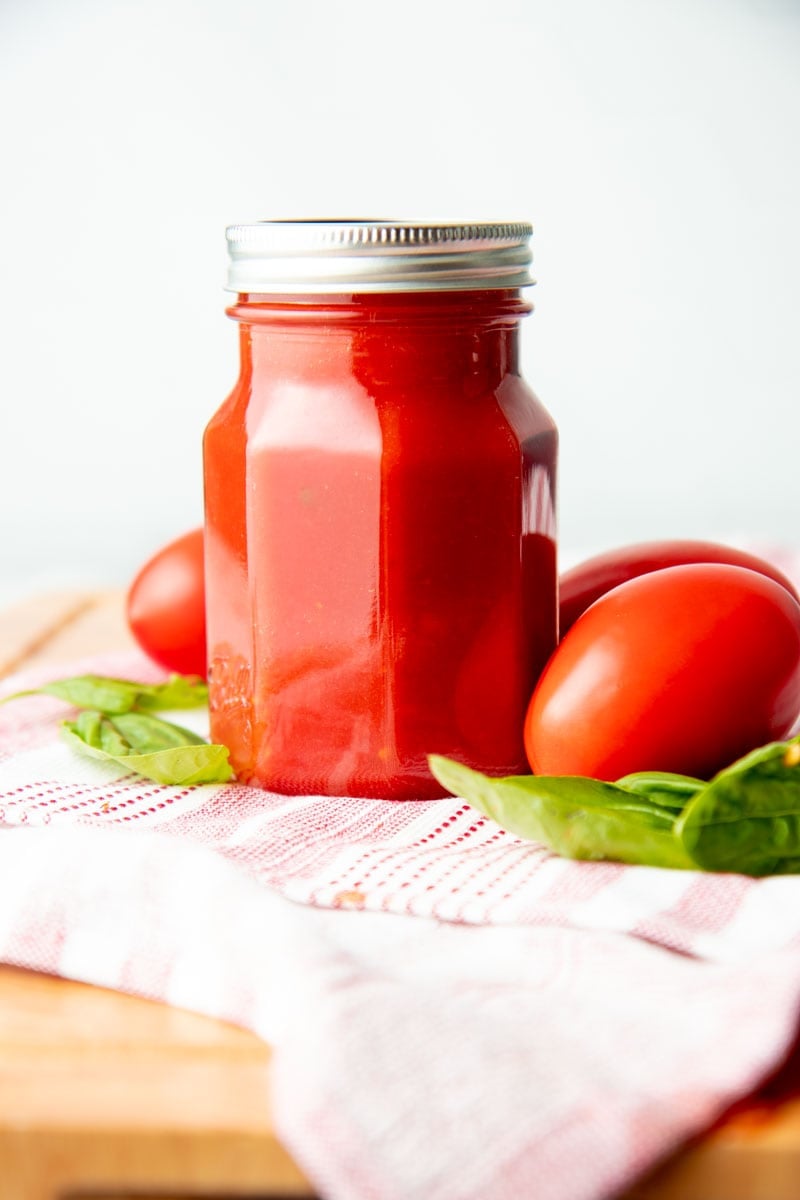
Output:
[{"xmin": 204, "ymin": 220, "xmax": 557, "ymax": 799}]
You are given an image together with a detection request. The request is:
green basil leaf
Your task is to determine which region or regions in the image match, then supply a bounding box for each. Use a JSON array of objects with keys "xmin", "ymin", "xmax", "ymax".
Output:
[
  {"xmin": 676, "ymin": 739, "xmax": 800, "ymax": 875},
  {"xmin": 614, "ymin": 771, "xmax": 706, "ymax": 810},
  {"xmin": 130, "ymin": 675, "xmax": 209, "ymax": 711},
  {"xmin": 6, "ymin": 675, "xmax": 144, "ymax": 713},
  {"xmin": 67, "ymin": 710, "xmax": 204, "ymax": 758},
  {"xmin": 110, "ymin": 711, "xmax": 207, "ymax": 752},
  {"xmin": 429, "ymin": 755, "xmax": 694, "ymax": 870},
  {"xmin": 73, "ymin": 709, "xmax": 107, "ymax": 750},
  {"xmin": 98, "ymin": 716, "xmax": 132, "ymax": 757},
  {"xmin": 5, "ymin": 670, "xmax": 228, "ymax": 786},
  {"xmin": 1, "ymin": 673, "xmax": 208, "ymax": 715},
  {"xmin": 61, "ymin": 721, "xmax": 233, "ymax": 786}
]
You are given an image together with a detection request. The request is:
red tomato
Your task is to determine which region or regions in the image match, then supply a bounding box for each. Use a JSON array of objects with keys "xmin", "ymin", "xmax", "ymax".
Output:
[
  {"xmin": 126, "ymin": 528, "xmax": 207, "ymax": 677},
  {"xmin": 526, "ymin": 563, "xmax": 800, "ymax": 781},
  {"xmin": 560, "ymin": 540, "xmax": 799, "ymax": 636}
]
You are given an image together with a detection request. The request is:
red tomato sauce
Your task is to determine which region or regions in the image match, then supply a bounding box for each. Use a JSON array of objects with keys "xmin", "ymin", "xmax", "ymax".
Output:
[{"xmin": 204, "ymin": 290, "xmax": 557, "ymax": 798}]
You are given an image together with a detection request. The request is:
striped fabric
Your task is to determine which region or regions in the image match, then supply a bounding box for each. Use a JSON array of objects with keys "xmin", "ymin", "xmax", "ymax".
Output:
[{"xmin": 1, "ymin": 547, "xmax": 799, "ymax": 1200}]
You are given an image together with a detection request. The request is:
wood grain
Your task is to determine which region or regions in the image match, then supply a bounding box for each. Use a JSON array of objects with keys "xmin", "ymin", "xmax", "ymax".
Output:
[
  {"xmin": 0, "ymin": 965, "xmax": 313, "ymax": 1200},
  {"xmin": 0, "ymin": 590, "xmax": 137, "ymax": 679}
]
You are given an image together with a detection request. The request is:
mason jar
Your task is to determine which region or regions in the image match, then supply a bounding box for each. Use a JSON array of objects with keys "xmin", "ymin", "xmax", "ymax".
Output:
[{"xmin": 204, "ymin": 220, "xmax": 557, "ymax": 799}]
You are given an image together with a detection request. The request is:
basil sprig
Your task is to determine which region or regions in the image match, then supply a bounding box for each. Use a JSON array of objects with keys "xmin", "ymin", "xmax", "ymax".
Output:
[
  {"xmin": 3, "ymin": 673, "xmax": 233, "ymax": 785},
  {"xmin": 4, "ymin": 673, "xmax": 209, "ymax": 714},
  {"xmin": 676, "ymin": 741, "xmax": 800, "ymax": 875},
  {"xmin": 429, "ymin": 756, "xmax": 696, "ymax": 870},
  {"xmin": 430, "ymin": 736, "xmax": 800, "ymax": 876}
]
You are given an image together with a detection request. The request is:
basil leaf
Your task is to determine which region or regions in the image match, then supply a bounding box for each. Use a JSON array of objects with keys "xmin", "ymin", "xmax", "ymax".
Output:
[
  {"xmin": 676, "ymin": 737, "xmax": 800, "ymax": 875},
  {"xmin": 2, "ymin": 673, "xmax": 208, "ymax": 715},
  {"xmin": 65, "ymin": 710, "xmax": 208, "ymax": 758},
  {"xmin": 73, "ymin": 709, "xmax": 107, "ymax": 750},
  {"xmin": 6, "ymin": 675, "xmax": 144, "ymax": 713},
  {"xmin": 61, "ymin": 719, "xmax": 233, "ymax": 786},
  {"xmin": 110, "ymin": 711, "xmax": 207, "ymax": 752},
  {"xmin": 429, "ymin": 755, "xmax": 694, "ymax": 870},
  {"xmin": 99, "ymin": 716, "xmax": 132, "ymax": 757},
  {"xmin": 614, "ymin": 771, "xmax": 706, "ymax": 811},
  {"xmin": 4, "ymin": 671, "xmax": 229, "ymax": 786},
  {"xmin": 131, "ymin": 675, "xmax": 209, "ymax": 711}
]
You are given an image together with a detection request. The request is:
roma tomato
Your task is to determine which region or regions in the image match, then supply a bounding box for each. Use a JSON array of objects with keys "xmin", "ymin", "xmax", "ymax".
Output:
[
  {"xmin": 526, "ymin": 563, "xmax": 800, "ymax": 781},
  {"xmin": 126, "ymin": 528, "xmax": 207, "ymax": 678},
  {"xmin": 560, "ymin": 540, "xmax": 799, "ymax": 636}
]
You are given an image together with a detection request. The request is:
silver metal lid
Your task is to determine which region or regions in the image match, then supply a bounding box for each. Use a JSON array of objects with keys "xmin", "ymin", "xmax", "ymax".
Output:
[{"xmin": 225, "ymin": 220, "xmax": 534, "ymax": 294}]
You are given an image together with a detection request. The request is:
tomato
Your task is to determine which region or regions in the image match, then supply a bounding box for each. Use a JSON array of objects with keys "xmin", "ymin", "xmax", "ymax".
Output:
[
  {"xmin": 560, "ymin": 540, "xmax": 799, "ymax": 636},
  {"xmin": 126, "ymin": 528, "xmax": 207, "ymax": 678},
  {"xmin": 526, "ymin": 563, "xmax": 800, "ymax": 781}
]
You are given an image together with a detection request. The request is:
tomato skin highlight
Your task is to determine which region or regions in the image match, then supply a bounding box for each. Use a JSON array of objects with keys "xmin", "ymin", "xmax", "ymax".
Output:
[
  {"xmin": 526, "ymin": 563, "xmax": 800, "ymax": 782},
  {"xmin": 126, "ymin": 528, "xmax": 207, "ymax": 678},
  {"xmin": 560, "ymin": 540, "xmax": 800, "ymax": 636}
]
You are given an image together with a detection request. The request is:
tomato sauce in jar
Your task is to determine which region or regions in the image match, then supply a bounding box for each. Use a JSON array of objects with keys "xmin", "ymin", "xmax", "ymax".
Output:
[{"xmin": 204, "ymin": 221, "xmax": 557, "ymax": 798}]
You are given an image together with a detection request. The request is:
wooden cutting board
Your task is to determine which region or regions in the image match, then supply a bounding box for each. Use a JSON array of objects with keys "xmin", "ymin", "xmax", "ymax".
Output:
[{"xmin": 1, "ymin": 590, "xmax": 799, "ymax": 1200}]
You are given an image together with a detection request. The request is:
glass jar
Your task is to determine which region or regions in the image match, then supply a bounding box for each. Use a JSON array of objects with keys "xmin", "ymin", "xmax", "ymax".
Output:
[{"xmin": 204, "ymin": 220, "xmax": 557, "ymax": 799}]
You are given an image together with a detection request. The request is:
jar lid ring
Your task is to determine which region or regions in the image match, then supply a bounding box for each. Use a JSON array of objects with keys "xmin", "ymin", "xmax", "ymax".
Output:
[{"xmin": 225, "ymin": 219, "xmax": 535, "ymax": 294}]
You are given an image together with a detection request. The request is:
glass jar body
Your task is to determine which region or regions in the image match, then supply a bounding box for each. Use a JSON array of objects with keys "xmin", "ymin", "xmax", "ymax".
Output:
[{"xmin": 203, "ymin": 291, "xmax": 557, "ymax": 799}]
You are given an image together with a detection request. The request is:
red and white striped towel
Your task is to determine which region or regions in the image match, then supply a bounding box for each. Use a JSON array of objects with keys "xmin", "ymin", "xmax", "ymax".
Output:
[{"xmin": 2, "ymin": 547, "xmax": 800, "ymax": 1200}]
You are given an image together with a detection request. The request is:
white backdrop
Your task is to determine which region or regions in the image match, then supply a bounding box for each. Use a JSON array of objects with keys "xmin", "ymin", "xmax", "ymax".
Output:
[{"xmin": 1, "ymin": 0, "xmax": 798, "ymax": 600}]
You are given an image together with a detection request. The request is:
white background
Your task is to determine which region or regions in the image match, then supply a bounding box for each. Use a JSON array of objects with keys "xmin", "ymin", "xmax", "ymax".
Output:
[{"xmin": 1, "ymin": 0, "xmax": 798, "ymax": 602}]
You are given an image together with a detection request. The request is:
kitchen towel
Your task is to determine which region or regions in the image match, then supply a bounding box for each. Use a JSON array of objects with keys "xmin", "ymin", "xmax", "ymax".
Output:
[{"xmin": 3, "ymin": 550, "xmax": 800, "ymax": 1200}]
